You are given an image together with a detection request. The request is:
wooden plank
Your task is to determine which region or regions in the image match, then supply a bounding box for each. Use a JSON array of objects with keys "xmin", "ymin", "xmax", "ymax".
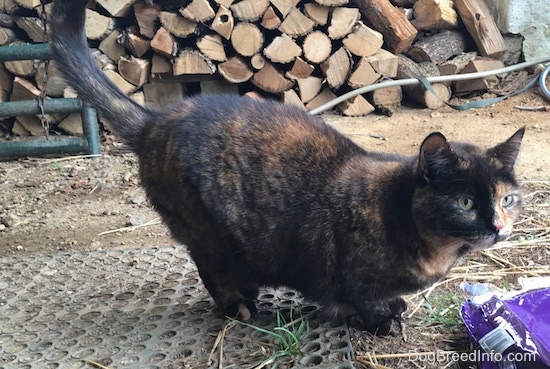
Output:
[{"xmin": 454, "ymin": 0, "xmax": 506, "ymax": 58}]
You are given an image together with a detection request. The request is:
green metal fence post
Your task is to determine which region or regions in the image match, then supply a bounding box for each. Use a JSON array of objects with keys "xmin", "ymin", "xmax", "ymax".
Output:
[{"xmin": 0, "ymin": 43, "xmax": 102, "ymax": 158}]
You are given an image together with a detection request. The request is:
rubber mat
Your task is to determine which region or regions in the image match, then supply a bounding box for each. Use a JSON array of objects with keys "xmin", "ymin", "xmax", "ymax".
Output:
[{"xmin": 0, "ymin": 245, "xmax": 355, "ymax": 368}]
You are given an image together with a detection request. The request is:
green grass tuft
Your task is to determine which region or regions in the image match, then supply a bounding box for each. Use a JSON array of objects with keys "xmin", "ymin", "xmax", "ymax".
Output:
[
  {"xmin": 417, "ymin": 292, "xmax": 464, "ymax": 328},
  {"xmin": 228, "ymin": 305, "xmax": 310, "ymax": 369}
]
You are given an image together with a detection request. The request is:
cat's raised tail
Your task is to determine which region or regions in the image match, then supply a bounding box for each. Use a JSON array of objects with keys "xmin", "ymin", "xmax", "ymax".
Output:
[{"xmin": 50, "ymin": 0, "xmax": 156, "ymax": 148}]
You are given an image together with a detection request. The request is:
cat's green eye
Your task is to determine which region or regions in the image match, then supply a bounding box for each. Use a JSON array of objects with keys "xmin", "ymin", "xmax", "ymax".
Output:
[
  {"xmin": 458, "ymin": 196, "xmax": 474, "ymax": 210},
  {"xmin": 501, "ymin": 195, "xmax": 515, "ymax": 207}
]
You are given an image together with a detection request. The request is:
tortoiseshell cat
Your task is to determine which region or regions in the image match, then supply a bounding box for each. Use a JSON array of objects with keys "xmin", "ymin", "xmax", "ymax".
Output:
[{"xmin": 51, "ymin": 0, "xmax": 524, "ymax": 334}]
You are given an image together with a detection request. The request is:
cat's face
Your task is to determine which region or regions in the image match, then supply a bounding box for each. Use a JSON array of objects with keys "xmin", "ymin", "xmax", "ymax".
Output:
[{"xmin": 412, "ymin": 128, "xmax": 525, "ymax": 252}]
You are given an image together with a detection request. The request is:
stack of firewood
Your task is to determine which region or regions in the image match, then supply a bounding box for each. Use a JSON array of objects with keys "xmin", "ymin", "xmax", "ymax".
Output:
[{"xmin": 0, "ymin": 0, "xmax": 519, "ymax": 138}]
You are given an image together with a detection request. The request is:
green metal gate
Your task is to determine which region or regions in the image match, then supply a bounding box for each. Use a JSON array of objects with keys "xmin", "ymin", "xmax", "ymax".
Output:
[{"xmin": 0, "ymin": 43, "xmax": 101, "ymax": 158}]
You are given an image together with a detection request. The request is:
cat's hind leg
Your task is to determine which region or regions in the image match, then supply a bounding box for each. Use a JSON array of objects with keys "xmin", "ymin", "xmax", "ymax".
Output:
[
  {"xmin": 155, "ymin": 203, "xmax": 258, "ymax": 320},
  {"xmin": 178, "ymin": 231, "xmax": 258, "ymax": 320}
]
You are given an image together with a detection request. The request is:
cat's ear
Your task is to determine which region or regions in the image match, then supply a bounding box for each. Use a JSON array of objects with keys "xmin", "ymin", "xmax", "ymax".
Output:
[
  {"xmin": 487, "ymin": 127, "xmax": 525, "ymax": 168},
  {"xmin": 418, "ymin": 132, "xmax": 455, "ymax": 183}
]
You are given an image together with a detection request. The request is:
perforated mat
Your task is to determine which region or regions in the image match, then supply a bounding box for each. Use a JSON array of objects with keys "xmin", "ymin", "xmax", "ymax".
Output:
[{"xmin": 0, "ymin": 245, "xmax": 355, "ymax": 368}]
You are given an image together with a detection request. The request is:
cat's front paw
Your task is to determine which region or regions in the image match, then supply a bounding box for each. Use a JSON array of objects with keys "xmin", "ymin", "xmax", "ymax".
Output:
[{"xmin": 360, "ymin": 297, "xmax": 407, "ymax": 336}]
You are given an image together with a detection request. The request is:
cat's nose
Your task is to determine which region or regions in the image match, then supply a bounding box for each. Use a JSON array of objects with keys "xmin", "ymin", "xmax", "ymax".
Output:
[{"xmin": 494, "ymin": 219, "xmax": 505, "ymax": 231}]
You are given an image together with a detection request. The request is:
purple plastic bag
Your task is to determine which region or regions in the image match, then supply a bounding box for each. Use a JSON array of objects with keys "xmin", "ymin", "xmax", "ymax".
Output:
[{"xmin": 461, "ymin": 287, "xmax": 550, "ymax": 369}]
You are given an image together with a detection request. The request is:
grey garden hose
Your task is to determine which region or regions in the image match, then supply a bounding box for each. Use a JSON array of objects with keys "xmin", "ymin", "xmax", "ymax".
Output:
[
  {"xmin": 309, "ymin": 56, "xmax": 550, "ymax": 115},
  {"xmin": 539, "ymin": 63, "xmax": 550, "ymax": 99}
]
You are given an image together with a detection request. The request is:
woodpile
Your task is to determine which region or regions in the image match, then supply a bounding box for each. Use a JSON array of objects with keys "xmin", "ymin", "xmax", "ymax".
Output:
[{"xmin": 0, "ymin": 0, "xmax": 519, "ymax": 137}]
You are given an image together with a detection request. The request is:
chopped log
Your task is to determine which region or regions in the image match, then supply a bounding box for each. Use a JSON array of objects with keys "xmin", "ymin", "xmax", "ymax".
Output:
[
  {"xmin": 63, "ymin": 85, "xmax": 78, "ymax": 98},
  {"xmin": 407, "ymin": 30, "xmax": 469, "ymax": 65},
  {"xmin": 391, "ymin": 0, "xmax": 413, "ymax": 5},
  {"xmin": 151, "ymin": 53, "xmax": 172, "ymax": 75},
  {"xmin": 231, "ymin": 22, "xmax": 263, "ymax": 57},
  {"xmin": 260, "ymin": 6, "xmax": 281, "ymax": 30},
  {"xmin": 328, "ymin": 7, "xmax": 360, "ymax": 40},
  {"xmin": 250, "ymin": 53, "xmax": 266, "ymax": 70},
  {"xmin": 133, "ymin": 2, "xmax": 160, "ymax": 39},
  {"xmin": 365, "ymin": 85, "xmax": 402, "ymax": 116},
  {"xmin": 303, "ymin": 3, "xmax": 330, "ymax": 26},
  {"xmin": 131, "ymin": 89, "xmax": 144, "ymax": 106},
  {"xmin": 14, "ymin": 0, "xmax": 39, "ymax": 9},
  {"xmin": 348, "ymin": 57, "xmax": 381, "ymax": 88},
  {"xmin": 15, "ymin": 115, "xmax": 46, "ymax": 136},
  {"xmin": 355, "ymin": 0, "xmax": 418, "ymax": 54},
  {"xmin": 98, "ymin": 30, "xmax": 125, "ymax": 62},
  {"xmin": 197, "ymin": 34, "xmax": 227, "ymax": 62},
  {"xmin": 143, "ymin": 82, "xmax": 185, "ymax": 108},
  {"xmin": 338, "ymin": 95, "xmax": 375, "ymax": 116},
  {"xmin": 397, "ymin": 54, "xmax": 450, "ymax": 109},
  {"xmin": 230, "ymin": 0, "xmax": 269, "ymax": 22},
  {"xmin": 297, "ymin": 76, "xmax": 323, "ymax": 103},
  {"xmin": 119, "ymin": 27, "xmax": 151, "ymax": 58},
  {"xmin": 211, "ymin": 6, "xmax": 234, "ymax": 39},
  {"xmin": 285, "ymin": 57, "xmax": 314, "ymax": 80},
  {"xmin": 343, "ymin": 21, "xmax": 383, "ymax": 57},
  {"xmin": 85, "ymin": 8, "xmax": 114, "ymax": 40},
  {"xmin": 252, "ymin": 62, "xmax": 294, "ymax": 93},
  {"xmin": 104, "ymin": 69, "xmax": 136, "ymax": 94},
  {"xmin": 15, "ymin": 17, "xmax": 46, "ymax": 42},
  {"xmin": 278, "ymin": 7, "xmax": 315, "ymax": 37},
  {"xmin": 321, "ymin": 47, "xmax": 352, "ymax": 90},
  {"xmin": 58, "ymin": 112, "xmax": 83, "ymax": 136},
  {"xmin": 282, "ymin": 89, "xmax": 306, "ymax": 109},
  {"xmin": 454, "ymin": 0, "xmax": 506, "ymax": 58},
  {"xmin": 364, "ymin": 48, "xmax": 398, "ymax": 77},
  {"xmin": 305, "ymin": 87, "xmax": 337, "ymax": 111},
  {"xmin": 218, "ymin": 56, "xmax": 253, "ymax": 83},
  {"xmin": 4, "ymin": 43, "xmax": 36, "ymax": 77},
  {"xmin": 200, "ymin": 79, "xmax": 239, "ymax": 95},
  {"xmin": 454, "ymin": 58, "xmax": 505, "ymax": 93},
  {"xmin": 180, "ymin": 0, "xmax": 215, "ymax": 22},
  {"xmin": 12, "ymin": 120, "xmax": 30, "ymax": 136},
  {"xmin": 302, "ymin": 31, "xmax": 331, "ymax": 64},
  {"xmin": 92, "ymin": 49, "xmax": 117, "ymax": 71},
  {"xmin": 118, "ymin": 56, "xmax": 150, "ymax": 87},
  {"xmin": 214, "ymin": 0, "xmax": 234, "ymax": 7},
  {"xmin": 173, "ymin": 49, "xmax": 216, "ymax": 76},
  {"xmin": 0, "ymin": 27, "xmax": 16, "ymax": 45},
  {"xmin": 97, "ymin": 0, "xmax": 136, "ymax": 17},
  {"xmin": 315, "ymin": 0, "xmax": 348, "ymax": 5},
  {"xmin": 36, "ymin": 60, "xmax": 68, "ymax": 97},
  {"xmin": 438, "ymin": 51, "xmax": 477, "ymax": 76},
  {"xmin": 150, "ymin": 26, "xmax": 177, "ymax": 58},
  {"xmin": 411, "ymin": 0, "xmax": 458, "ymax": 30},
  {"xmin": 0, "ymin": 63, "xmax": 12, "ymax": 102},
  {"xmin": 263, "ymin": 33, "xmax": 301, "ymax": 64},
  {"xmin": 159, "ymin": 11, "xmax": 198, "ymax": 38},
  {"xmin": 270, "ymin": 0, "xmax": 300, "ymax": 17},
  {"xmin": 243, "ymin": 90, "xmax": 265, "ymax": 100},
  {"xmin": 0, "ymin": 13, "xmax": 15, "ymax": 28},
  {"xmin": 1, "ymin": 0, "xmax": 19, "ymax": 14},
  {"xmin": 10, "ymin": 76, "xmax": 40, "ymax": 101}
]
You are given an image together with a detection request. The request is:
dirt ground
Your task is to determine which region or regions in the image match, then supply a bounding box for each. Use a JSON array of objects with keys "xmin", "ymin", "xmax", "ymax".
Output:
[{"xmin": 0, "ymin": 90, "xmax": 549, "ymax": 368}]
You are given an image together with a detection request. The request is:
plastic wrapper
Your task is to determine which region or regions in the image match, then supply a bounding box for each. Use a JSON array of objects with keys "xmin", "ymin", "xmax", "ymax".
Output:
[{"xmin": 460, "ymin": 280, "xmax": 550, "ymax": 369}]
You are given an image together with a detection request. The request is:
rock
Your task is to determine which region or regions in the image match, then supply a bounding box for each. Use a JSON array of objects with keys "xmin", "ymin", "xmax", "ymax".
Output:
[
  {"xmin": 128, "ymin": 213, "xmax": 147, "ymax": 226},
  {"xmin": 131, "ymin": 194, "xmax": 146, "ymax": 205},
  {"xmin": 2, "ymin": 214, "xmax": 21, "ymax": 228}
]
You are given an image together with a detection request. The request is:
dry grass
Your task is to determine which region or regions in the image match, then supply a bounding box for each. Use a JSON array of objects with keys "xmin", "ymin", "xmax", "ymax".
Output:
[{"xmin": 352, "ymin": 181, "xmax": 550, "ymax": 369}]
